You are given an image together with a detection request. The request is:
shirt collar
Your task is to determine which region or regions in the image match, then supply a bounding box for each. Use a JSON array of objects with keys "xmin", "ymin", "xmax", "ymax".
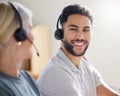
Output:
[{"xmin": 56, "ymin": 48, "xmax": 85, "ymax": 75}]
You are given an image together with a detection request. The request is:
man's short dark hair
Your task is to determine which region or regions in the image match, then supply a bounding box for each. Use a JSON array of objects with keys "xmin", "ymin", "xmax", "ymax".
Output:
[{"xmin": 60, "ymin": 4, "xmax": 93, "ymax": 26}]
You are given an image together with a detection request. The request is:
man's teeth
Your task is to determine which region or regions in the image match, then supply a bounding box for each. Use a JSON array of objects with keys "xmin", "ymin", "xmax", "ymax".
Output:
[{"xmin": 74, "ymin": 42, "xmax": 84, "ymax": 46}]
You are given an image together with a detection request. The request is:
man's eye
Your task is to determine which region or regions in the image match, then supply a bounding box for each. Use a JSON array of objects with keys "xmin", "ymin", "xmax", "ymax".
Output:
[
  {"xmin": 70, "ymin": 28, "xmax": 77, "ymax": 31},
  {"xmin": 83, "ymin": 29, "xmax": 90, "ymax": 32}
]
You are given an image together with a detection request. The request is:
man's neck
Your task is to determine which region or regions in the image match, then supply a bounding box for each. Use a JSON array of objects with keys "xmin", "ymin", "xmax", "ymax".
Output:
[{"xmin": 61, "ymin": 47, "xmax": 82, "ymax": 68}]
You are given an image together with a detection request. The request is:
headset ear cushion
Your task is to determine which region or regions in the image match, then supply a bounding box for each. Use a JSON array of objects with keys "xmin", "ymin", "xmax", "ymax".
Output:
[
  {"xmin": 14, "ymin": 28, "xmax": 27, "ymax": 42},
  {"xmin": 54, "ymin": 29, "xmax": 63, "ymax": 40}
]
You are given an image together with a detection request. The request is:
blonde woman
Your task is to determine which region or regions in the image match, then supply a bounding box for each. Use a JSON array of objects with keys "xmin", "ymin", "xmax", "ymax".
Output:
[{"xmin": 0, "ymin": 1, "xmax": 40, "ymax": 96}]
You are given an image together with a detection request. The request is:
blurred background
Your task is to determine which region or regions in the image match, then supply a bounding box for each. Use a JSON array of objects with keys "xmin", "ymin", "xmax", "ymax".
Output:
[{"xmin": 11, "ymin": 0, "xmax": 120, "ymax": 89}]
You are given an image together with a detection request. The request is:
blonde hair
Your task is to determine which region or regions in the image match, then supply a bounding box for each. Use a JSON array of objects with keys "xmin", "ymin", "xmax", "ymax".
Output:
[{"xmin": 0, "ymin": 0, "xmax": 32, "ymax": 44}]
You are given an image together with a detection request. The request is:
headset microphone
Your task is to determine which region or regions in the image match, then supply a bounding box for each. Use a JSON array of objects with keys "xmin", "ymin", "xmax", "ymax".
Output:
[
  {"xmin": 27, "ymin": 37, "xmax": 40, "ymax": 57},
  {"xmin": 61, "ymin": 39, "xmax": 73, "ymax": 49}
]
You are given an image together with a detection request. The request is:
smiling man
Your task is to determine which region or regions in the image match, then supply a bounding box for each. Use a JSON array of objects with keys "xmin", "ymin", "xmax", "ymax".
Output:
[{"xmin": 37, "ymin": 4, "xmax": 119, "ymax": 96}]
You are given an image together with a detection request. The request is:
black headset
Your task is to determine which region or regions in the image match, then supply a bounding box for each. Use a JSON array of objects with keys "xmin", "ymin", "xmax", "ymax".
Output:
[
  {"xmin": 9, "ymin": 2, "xmax": 28, "ymax": 42},
  {"xmin": 54, "ymin": 14, "xmax": 64, "ymax": 40},
  {"xmin": 8, "ymin": 2, "xmax": 40, "ymax": 56}
]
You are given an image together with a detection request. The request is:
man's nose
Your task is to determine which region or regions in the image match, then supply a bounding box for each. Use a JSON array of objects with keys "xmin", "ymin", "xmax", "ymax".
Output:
[{"xmin": 76, "ymin": 31, "xmax": 84, "ymax": 39}]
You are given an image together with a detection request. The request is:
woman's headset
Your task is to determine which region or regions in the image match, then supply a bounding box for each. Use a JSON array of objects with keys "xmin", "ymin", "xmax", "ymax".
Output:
[
  {"xmin": 9, "ymin": 2, "xmax": 28, "ymax": 42},
  {"xmin": 9, "ymin": 2, "xmax": 40, "ymax": 56}
]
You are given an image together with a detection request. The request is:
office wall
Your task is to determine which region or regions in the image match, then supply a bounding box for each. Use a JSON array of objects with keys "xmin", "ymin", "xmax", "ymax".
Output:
[{"xmin": 12, "ymin": 0, "xmax": 120, "ymax": 87}]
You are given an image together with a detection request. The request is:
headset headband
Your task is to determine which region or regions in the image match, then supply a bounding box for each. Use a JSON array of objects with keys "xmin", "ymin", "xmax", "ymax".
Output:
[{"xmin": 8, "ymin": 2, "xmax": 22, "ymax": 28}]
